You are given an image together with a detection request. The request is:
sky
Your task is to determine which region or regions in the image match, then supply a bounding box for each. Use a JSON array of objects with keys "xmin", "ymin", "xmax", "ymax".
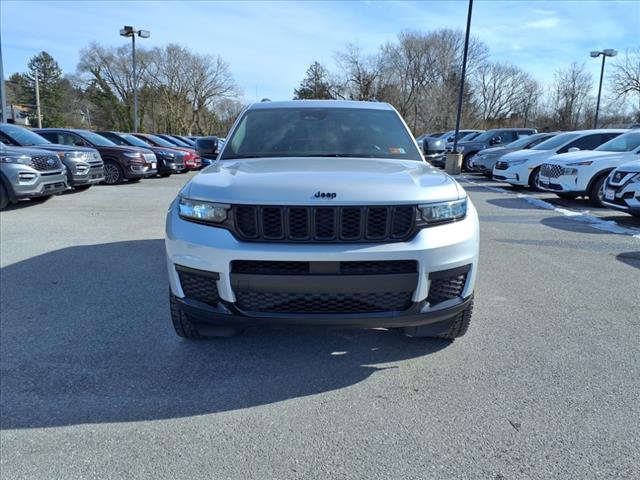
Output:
[{"xmin": 1, "ymin": 0, "xmax": 639, "ymax": 102}]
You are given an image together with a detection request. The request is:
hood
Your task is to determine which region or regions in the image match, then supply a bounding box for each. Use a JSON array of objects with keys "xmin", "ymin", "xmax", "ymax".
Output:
[
  {"xmin": 614, "ymin": 159, "xmax": 640, "ymax": 173},
  {"xmin": 545, "ymin": 150, "xmax": 623, "ymax": 165},
  {"xmin": 94, "ymin": 145, "xmax": 153, "ymax": 155},
  {"xmin": 184, "ymin": 157, "xmax": 463, "ymax": 205},
  {"xmin": 501, "ymin": 149, "xmax": 552, "ymax": 161},
  {"xmin": 476, "ymin": 146, "xmax": 506, "ymax": 156},
  {"xmin": 0, "ymin": 145, "xmax": 60, "ymax": 157},
  {"xmin": 16, "ymin": 143, "xmax": 98, "ymax": 154}
]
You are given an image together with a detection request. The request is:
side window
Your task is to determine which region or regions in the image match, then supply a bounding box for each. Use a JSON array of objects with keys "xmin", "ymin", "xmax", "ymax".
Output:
[
  {"xmin": 37, "ymin": 131, "xmax": 56, "ymax": 143},
  {"xmin": 497, "ymin": 131, "xmax": 515, "ymax": 143},
  {"xmin": 0, "ymin": 131, "xmax": 19, "ymax": 146},
  {"xmin": 58, "ymin": 132, "xmax": 83, "ymax": 146},
  {"xmin": 566, "ymin": 134, "xmax": 604, "ymax": 151}
]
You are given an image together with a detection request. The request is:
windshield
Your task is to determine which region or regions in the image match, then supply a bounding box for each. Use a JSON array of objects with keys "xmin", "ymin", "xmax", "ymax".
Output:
[
  {"xmin": 145, "ymin": 134, "xmax": 177, "ymax": 148},
  {"xmin": 506, "ymin": 133, "xmax": 552, "ymax": 149},
  {"xmin": 0, "ymin": 124, "xmax": 50, "ymax": 146},
  {"xmin": 166, "ymin": 136, "xmax": 191, "ymax": 147},
  {"xmin": 176, "ymin": 136, "xmax": 195, "ymax": 146},
  {"xmin": 531, "ymin": 132, "xmax": 581, "ymax": 151},
  {"xmin": 460, "ymin": 132, "xmax": 480, "ymax": 141},
  {"xmin": 79, "ymin": 130, "xmax": 117, "ymax": 146},
  {"xmin": 120, "ymin": 133, "xmax": 152, "ymax": 148},
  {"xmin": 221, "ymin": 107, "xmax": 422, "ymax": 161},
  {"xmin": 472, "ymin": 130, "xmax": 501, "ymax": 142},
  {"xmin": 595, "ymin": 132, "xmax": 640, "ymax": 152}
]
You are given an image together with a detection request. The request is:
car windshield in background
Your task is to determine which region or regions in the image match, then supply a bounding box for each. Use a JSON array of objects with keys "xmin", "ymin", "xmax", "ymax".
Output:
[
  {"xmin": 221, "ymin": 108, "xmax": 422, "ymax": 161},
  {"xmin": 459, "ymin": 132, "xmax": 480, "ymax": 141},
  {"xmin": 0, "ymin": 124, "xmax": 50, "ymax": 146},
  {"xmin": 471, "ymin": 131, "xmax": 500, "ymax": 142},
  {"xmin": 506, "ymin": 133, "xmax": 553, "ymax": 149},
  {"xmin": 121, "ymin": 133, "xmax": 153, "ymax": 148},
  {"xmin": 595, "ymin": 132, "xmax": 640, "ymax": 152},
  {"xmin": 531, "ymin": 132, "xmax": 581, "ymax": 150},
  {"xmin": 147, "ymin": 135, "xmax": 178, "ymax": 148},
  {"xmin": 168, "ymin": 137, "xmax": 191, "ymax": 147},
  {"xmin": 79, "ymin": 131, "xmax": 117, "ymax": 146}
]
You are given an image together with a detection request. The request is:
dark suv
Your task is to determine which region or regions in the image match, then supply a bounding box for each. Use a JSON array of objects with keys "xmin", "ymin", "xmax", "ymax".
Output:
[
  {"xmin": 95, "ymin": 131, "xmax": 185, "ymax": 177},
  {"xmin": 456, "ymin": 128, "xmax": 538, "ymax": 171},
  {"xmin": 36, "ymin": 128, "xmax": 157, "ymax": 185},
  {"xmin": 1, "ymin": 123, "xmax": 104, "ymax": 190}
]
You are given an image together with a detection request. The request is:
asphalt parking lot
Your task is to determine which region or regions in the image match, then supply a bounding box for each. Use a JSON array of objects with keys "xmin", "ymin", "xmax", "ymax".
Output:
[{"xmin": 1, "ymin": 173, "xmax": 639, "ymax": 480}]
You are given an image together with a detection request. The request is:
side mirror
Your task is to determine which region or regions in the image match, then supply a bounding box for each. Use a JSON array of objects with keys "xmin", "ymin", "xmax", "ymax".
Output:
[
  {"xmin": 195, "ymin": 136, "xmax": 219, "ymax": 159},
  {"xmin": 567, "ymin": 147, "xmax": 580, "ymax": 153},
  {"xmin": 491, "ymin": 137, "xmax": 502, "ymax": 145}
]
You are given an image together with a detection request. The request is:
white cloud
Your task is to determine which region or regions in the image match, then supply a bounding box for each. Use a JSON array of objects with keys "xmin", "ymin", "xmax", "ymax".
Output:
[{"xmin": 525, "ymin": 17, "xmax": 560, "ymax": 29}]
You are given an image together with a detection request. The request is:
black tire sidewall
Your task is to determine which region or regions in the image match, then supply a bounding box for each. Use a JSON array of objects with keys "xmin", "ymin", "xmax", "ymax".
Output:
[{"xmin": 103, "ymin": 161, "xmax": 124, "ymax": 185}]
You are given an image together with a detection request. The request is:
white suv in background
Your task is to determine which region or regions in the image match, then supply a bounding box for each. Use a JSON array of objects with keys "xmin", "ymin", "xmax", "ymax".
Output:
[
  {"xmin": 538, "ymin": 130, "xmax": 640, "ymax": 206},
  {"xmin": 492, "ymin": 129, "xmax": 626, "ymax": 189},
  {"xmin": 602, "ymin": 159, "xmax": 640, "ymax": 217}
]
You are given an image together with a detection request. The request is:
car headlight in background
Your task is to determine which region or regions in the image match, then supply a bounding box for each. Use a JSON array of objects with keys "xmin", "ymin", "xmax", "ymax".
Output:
[
  {"xmin": 178, "ymin": 197, "xmax": 230, "ymax": 223},
  {"xmin": 567, "ymin": 161, "xmax": 593, "ymax": 166},
  {"xmin": 419, "ymin": 198, "xmax": 467, "ymax": 224},
  {"xmin": 56, "ymin": 151, "xmax": 89, "ymax": 161},
  {"xmin": 0, "ymin": 153, "xmax": 32, "ymax": 164},
  {"xmin": 123, "ymin": 152, "xmax": 142, "ymax": 158}
]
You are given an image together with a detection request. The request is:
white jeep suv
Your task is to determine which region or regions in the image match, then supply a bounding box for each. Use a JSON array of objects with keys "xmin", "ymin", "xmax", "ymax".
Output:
[
  {"xmin": 165, "ymin": 101, "xmax": 479, "ymax": 339},
  {"xmin": 538, "ymin": 130, "xmax": 640, "ymax": 206},
  {"xmin": 492, "ymin": 129, "xmax": 626, "ymax": 189}
]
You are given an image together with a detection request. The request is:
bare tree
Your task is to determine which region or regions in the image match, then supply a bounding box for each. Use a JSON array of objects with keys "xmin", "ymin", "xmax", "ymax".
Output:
[
  {"xmin": 334, "ymin": 43, "xmax": 382, "ymax": 101},
  {"xmin": 547, "ymin": 62, "xmax": 594, "ymax": 130},
  {"xmin": 610, "ymin": 46, "xmax": 640, "ymax": 115}
]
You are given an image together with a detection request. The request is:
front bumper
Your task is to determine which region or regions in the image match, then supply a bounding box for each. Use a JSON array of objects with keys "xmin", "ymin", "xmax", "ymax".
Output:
[
  {"xmin": 538, "ymin": 172, "xmax": 587, "ymax": 194},
  {"xmin": 2, "ymin": 163, "xmax": 68, "ymax": 199},
  {"xmin": 165, "ymin": 200, "xmax": 479, "ymax": 328},
  {"xmin": 471, "ymin": 156, "xmax": 498, "ymax": 174},
  {"xmin": 602, "ymin": 179, "xmax": 640, "ymax": 215},
  {"xmin": 69, "ymin": 164, "xmax": 105, "ymax": 186},
  {"xmin": 127, "ymin": 163, "xmax": 157, "ymax": 178},
  {"xmin": 492, "ymin": 164, "xmax": 530, "ymax": 185}
]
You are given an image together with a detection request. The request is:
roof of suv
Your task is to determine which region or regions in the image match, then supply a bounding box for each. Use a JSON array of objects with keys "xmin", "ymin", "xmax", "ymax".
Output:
[{"xmin": 248, "ymin": 100, "xmax": 394, "ymax": 111}]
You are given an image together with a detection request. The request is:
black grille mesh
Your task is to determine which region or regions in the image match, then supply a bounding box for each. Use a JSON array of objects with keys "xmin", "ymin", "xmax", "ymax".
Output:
[
  {"xmin": 231, "ymin": 260, "xmax": 417, "ymax": 275},
  {"xmin": 232, "ymin": 205, "xmax": 416, "ymax": 243},
  {"xmin": 235, "ymin": 291, "xmax": 413, "ymax": 314},
  {"xmin": 428, "ymin": 274, "xmax": 467, "ymax": 305},
  {"xmin": 178, "ymin": 270, "xmax": 220, "ymax": 307},
  {"xmin": 29, "ymin": 155, "xmax": 62, "ymax": 171}
]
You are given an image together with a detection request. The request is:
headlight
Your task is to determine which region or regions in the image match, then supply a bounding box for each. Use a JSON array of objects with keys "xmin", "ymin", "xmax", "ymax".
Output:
[
  {"xmin": 419, "ymin": 198, "xmax": 467, "ymax": 224},
  {"xmin": 567, "ymin": 161, "xmax": 593, "ymax": 166},
  {"xmin": 178, "ymin": 197, "xmax": 229, "ymax": 223},
  {"xmin": 505, "ymin": 159, "xmax": 527, "ymax": 166},
  {"xmin": 123, "ymin": 152, "xmax": 142, "ymax": 158},
  {"xmin": 0, "ymin": 153, "xmax": 31, "ymax": 164},
  {"xmin": 157, "ymin": 150, "xmax": 176, "ymax": 158},
  {"xmin": 563, "ymin": 168, "xmax": 578, "ymax": 175},
  {"xmin": 57, "ymin": 151, "xmax": 87, "ymax": 161}
]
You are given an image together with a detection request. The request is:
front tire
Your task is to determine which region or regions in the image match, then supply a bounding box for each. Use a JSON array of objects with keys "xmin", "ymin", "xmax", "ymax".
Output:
[
  {"xmin": 588, "ymin": 174, "xmax": 607, "ymax": 207},
  {"xmin": 462, "ymin": 154, "xmax": 474, "ymax": 172},
  {"xmin": 402, "ymin": 299, "xmax": 474, "ymax": 339},
  {"xmin": 103, "ymin": 161, "xmax": 124, "ymax": 185},
  {"xmin": 528, "ymin": 167, "xmax": 542, "ymax": 191},
  {"xmin": 0, "ymin": 182, "xmax": 9, "ymax": 210}
]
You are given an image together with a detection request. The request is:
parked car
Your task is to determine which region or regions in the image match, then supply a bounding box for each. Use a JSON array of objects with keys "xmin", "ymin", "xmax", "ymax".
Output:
[
  {"xmin": 456, "ymin": 128, "xmax": 538, "ymax": 171},
  {"xmin": 155, "ymin": 134, "xmax": 194, "ymax": 149},
  {"xmin": 0, "ymin": 123, "xmax": 104, "ymax": 190},
  {"xmin": 170, "ymin": 135, "xmax": 196, "ymax": 147},
  {"xmin": 602, "ymin": 159, "xmax": 640, "ymax": 217},
  {"xmin": 538, "ymin": 130, "xmax": 640, "ymax": 206},
  {"xmin": 469, "ymin": 132, "xmax": 559, "ymax": 177},
  {"xmin": 96, "ymin": 131, "xmax": 185, "ymax": 177},
  {"xmin": 0, "ymin": 142, "xmax": 67, "ymax": 210},
  {"xmin": 166, "ymin": 100, "xmax": 479, "ymax": 340},
  {"xmin": 35, "ymin": 128, "xmax": 157, "ymax": 185},
  {"xmin": 131, "ymin": 133, "xmax": 201, "ymax": 171},
  {"xmin": 458, "ymin": 131, "xmax": 483, "ymax": 142},
  {"xmin": 492, "ymin": 129, "xmax": 626, "ymax": 190}
]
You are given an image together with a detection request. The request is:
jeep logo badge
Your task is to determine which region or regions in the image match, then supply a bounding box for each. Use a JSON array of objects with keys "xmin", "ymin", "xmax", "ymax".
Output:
[{"xmin": 314, "ymin": 191, "xmax": 337, "ymax": 199}]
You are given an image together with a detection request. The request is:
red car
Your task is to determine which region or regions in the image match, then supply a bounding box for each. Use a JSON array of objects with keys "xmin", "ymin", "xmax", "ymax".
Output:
[{"xmin": 132, "ymin": 133, "xmax": 202, "ymax": 171}]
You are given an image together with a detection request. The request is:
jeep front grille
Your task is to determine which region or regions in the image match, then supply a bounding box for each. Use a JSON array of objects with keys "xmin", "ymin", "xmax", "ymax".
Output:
[
  {"xmin": 176, "ymin": 266, "xmax": 220, "ymax": 307},
  {"xmin": 232, "ymin": 205, "xmax": 416, "ymax": 243},
  {"xmin": 427, "ymin": 266, "xmax": 470, "ymax": 306}
]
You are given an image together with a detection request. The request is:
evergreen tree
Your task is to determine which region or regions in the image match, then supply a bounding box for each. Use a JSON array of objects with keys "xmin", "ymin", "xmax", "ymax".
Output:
[
  {"xmin": 293, "ymin": 61, "xmax": 339, "ymax": 99},
  {"xmin": 24, "ymin": 51, "xmax": 65, "ymax": 126}
]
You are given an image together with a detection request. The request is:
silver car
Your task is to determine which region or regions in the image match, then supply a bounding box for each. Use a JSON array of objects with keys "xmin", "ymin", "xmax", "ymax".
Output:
[
  {"xmin": 470, "ymin": 132, "xmax": 559, "ymax": 177},
  {"xmin": 0, "ymin": 143, "xmax": 68, "ymax": 210}
]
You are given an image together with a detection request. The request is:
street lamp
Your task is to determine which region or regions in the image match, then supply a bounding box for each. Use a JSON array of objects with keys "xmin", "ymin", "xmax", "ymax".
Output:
[
  {"xmin": 120, "ymin": 26, "xmax": 150, "ymax": 132},
  {"xmin": 590, "ymin": 49, "xmax": 617, "ymax": 129}
]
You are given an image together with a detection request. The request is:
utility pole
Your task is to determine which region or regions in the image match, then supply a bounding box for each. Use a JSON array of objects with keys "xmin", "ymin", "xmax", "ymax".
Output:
[
  {"xmin": 120, "ymin": 26, "xmax": 150, "ymax": 132},
  {"xmin": 34, "ymin": 71, "xmax": 42, "ymax": 128},
  {"xmin": 0, "ymin": 31, "xmax": 7, "ymax": 123},
  {"xmin": 590, "ymin": 49, "xmax": 617, "ymax": 129}
]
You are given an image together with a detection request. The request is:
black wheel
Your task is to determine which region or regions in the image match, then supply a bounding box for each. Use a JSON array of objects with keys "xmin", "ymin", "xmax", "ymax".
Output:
[
  {"xmin": 169, "ymin": 294, "xmax": 241, "ymax": 339},
  {"xmin": 128, "ymin": 177, "xmax": 142, "ymax": 183},
  {"xmin": 402, "ymin": 299, "xmax": 474, "ymax": 339},
  {"xmin": 588, "ymin": 174, "xmax": 607, "ymax": 207},
  {"xmin": 0, "ymin": 182, "xmax": 10, "ymax": 210},
  {"xmin": 103, "ymin": 161, "xmax": 124, "ymax": 185},
  {"xmin": 556, "ymin": 193, "xmax": 578, "ymax": 200},
  {"xmin": 528, "ymin": 167, "xmax": 542, "ymax": 191},
  {"xmin": 462, "ymin": 154, "xmax": 474, "ymax": 172},
  {"xmin": 30, "ymin": 195, "xmax": 52, "ymax": 203},
  {"xmin": 74, "ymin": 184, "xmax": 92, "ymax": 191}
]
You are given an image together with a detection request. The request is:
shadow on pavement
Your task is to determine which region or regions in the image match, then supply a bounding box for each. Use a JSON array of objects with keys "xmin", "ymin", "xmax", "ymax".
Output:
[
  {"xmin": 616, "ymin": 252, "xmax": 640, "ymax": 270},
  {"xmin": 486, "ymin": 198, "xmax": 540, "ymax": 210},
  {"xmin": 0, "ymin": 240, "xmax": 448, "ymax": 430}
]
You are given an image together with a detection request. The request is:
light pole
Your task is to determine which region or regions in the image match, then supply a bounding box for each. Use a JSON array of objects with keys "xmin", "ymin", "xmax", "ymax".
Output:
[
  {"xmin": 590, "ymin": 49, "xmax": 617, "ymax": 129},
  {"xmin": 0, "ymin": 31, "xmax": 7, "ymax": 123},
  {"xmin": 120, "ymin": 26, "xmax": 150, "ymax": 132}
]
